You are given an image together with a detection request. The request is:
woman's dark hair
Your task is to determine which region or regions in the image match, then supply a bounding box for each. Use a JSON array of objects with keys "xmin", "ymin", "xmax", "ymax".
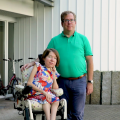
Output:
[{"xmin": 40, "ymin": 48, "xmax": 60, "ymax": 67}]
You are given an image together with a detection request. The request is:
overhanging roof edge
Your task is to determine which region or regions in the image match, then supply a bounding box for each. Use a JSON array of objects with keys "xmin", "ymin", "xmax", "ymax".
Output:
[{"xmin": 35, "ymin": 0, "xmax": 54, "ymax": 7}]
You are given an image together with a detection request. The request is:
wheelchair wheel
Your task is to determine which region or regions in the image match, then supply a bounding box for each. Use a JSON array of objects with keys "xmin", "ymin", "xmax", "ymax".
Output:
[{"xmin": 24, "ymin": 108, "xmax": 30, "ymax": 120}]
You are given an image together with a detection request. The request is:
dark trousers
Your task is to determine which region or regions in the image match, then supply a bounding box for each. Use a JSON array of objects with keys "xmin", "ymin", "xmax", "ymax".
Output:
[{"xmin": 57, "ymin": 76, "xmax": 87, "ymax": 120}]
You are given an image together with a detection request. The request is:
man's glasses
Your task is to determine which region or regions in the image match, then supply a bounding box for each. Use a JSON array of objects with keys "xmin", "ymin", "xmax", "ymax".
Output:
[{"xmin": 63, "ymin": 19, "xmax": 75, "ymax": 23}]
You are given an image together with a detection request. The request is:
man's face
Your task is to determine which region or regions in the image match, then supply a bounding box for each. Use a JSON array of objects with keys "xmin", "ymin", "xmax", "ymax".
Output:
[{"xmin": 61, "ymin": 13, "xmax": 76, "ymax": 32}]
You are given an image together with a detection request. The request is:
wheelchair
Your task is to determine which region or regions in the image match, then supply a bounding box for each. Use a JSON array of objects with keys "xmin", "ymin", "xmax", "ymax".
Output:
[{"xmin": 14, "ymin": 66, "xmax": 67, "ymax": 120}]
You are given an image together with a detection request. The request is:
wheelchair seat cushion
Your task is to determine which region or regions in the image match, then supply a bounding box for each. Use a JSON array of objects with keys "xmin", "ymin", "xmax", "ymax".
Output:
[
  {"xmin": 30, "ymin": 100, "xmax": 43, "ymax": 111},
  {"xmin": 29, "ymin": 98, "xmax": 66, "ymax": 111}
]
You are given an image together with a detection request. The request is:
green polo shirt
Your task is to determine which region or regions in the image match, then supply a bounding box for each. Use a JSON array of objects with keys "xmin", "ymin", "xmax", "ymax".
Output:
[{"xmin": 47, "ymin": 31, "xmax": 93, "ymax": 77}]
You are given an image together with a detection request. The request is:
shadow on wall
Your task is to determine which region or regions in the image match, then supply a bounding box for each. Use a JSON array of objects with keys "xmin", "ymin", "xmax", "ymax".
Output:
[{"xmin": 86, "ymin": 71, "xmax": 120, "ymax": 105}]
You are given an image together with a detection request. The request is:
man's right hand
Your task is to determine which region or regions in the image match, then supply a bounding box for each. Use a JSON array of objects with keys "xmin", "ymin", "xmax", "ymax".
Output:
[
  {"xmin": 21, "ymin": 62, "xmax": 34, "ymax": 72},
  {"xmin": 21, "ymin": 58, "xmax": 39, "ymax": 72}
]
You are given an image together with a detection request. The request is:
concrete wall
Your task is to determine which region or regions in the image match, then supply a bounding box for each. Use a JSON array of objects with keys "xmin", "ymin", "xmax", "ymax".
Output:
[{"xmin": 86, "ymin": 71, "xmax": 120, "ymax": 105}]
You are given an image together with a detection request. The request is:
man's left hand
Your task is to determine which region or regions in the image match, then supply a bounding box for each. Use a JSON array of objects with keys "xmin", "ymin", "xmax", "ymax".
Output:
[{"xmin": 86, "ymin": 83, "xmax": 93, "ymax": 95}]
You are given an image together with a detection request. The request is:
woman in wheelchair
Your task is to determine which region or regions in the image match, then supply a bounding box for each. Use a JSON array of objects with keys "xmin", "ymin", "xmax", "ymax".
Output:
[{"xmin": 27, "ymin": 48, "xmax": 60, "ymax": 120}]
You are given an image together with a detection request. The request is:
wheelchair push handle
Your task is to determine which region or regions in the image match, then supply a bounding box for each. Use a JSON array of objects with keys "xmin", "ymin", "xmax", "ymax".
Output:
[
  {"xmin": 14, "ymin": 59, "xmax": 23, "ymax": 62},
  {"xmin": 3, "ymin": 58, "xmax": 11, "ymax": 61},
  {"xmin": 3, "ymin": 58, "xmax": 23, "ymax": 62},
  {"xmin": 28, "ymin": 57, "xmax": 36, "ymax": 60},
  {"xmin": 16, "ymin": 59, "xmax": 23, "ymax": 62},
  {"xmin": 19, "ymin": 57, "xmax": 35, "ymax": 69}
]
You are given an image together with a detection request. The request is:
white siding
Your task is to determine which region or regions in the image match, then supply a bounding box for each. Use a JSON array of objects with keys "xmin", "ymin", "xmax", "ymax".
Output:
[
  {"xmin": 93, "ymin": 0, "xmax": 101, "ymax": 70},
  {"xmin": 14, "ymin": 0, "xmax": 120, "ymax": 77},
  {"xmin": 101, "ymin": 0, "xmax": 109, "ymax": 71},
  {"xmin": 116, "ymin": 0, "xmax": 120, "ymax": 71}
]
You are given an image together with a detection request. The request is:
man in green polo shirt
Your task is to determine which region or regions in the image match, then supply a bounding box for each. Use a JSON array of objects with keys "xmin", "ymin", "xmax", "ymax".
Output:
[
  {"xmin": 21, "ymin": 11, "xmax": 93, "ymax": 120},
  {"xmin": 47, "ymin": 31, "xmax": 92, "ymax": 78}
]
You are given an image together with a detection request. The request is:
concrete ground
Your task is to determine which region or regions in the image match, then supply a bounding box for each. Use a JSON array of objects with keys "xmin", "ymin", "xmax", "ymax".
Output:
[{"xmin": 0, "ymin": 98, "xmax": 120, "ymax": 120}]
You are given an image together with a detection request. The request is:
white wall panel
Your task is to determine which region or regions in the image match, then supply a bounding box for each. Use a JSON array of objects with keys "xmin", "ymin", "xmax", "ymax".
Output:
[
  {"xmin": 24, "ymin": 17, "xmax": 30, "ymax": 64},
  {"xmin": 101, "ymin": 0, "xmax": 109, "ymax": 71},
  {"xmin": 44, "ymin": 7, "xmax": 52, "ymax": 48},
  {"xmin": 116, "ymin": 0, "xmax": 120, "ymax": 71},
  {"xmin": 69, "ymin": 0, "xmax": 77, "ymax": 31},
  {"xmin": 85, "ymin": 0, "xmax": 93, "ymax": 48},
  {"xmin": 69, "ymin": 0, "xmax": 77, "ymax": 14},
  {"xmin": 14, "ymin": 19, "xmax": 20, "ymax": 77},
  {"xmin": 37, "ymin": 3, "xmax": 44, "ymax": 54},
  {"xmin": 60, "ymin": 0, "xmax": 69, "ymax": 13},
  {"xmin": 52, "ymin": 0, "xmax": 60, "ymax": 37},
  {"xmin": 109, "ymin": 0, "xmax": 115, "ymax": 71},
  {"xmin": 30, "ymin": 2, "xmax": 37, "ymax": 58},
  {"xmin": 19, "ymin": 18, "xmax": 24, "ymax": 59},
  {"xmin": 93, "ymin": 0, "xmax": 101, "ymax": 71},
  {"xmin": 19, "ymin": 18, "xmax": 24, "ymax": 77},
  {"xmin": 76, "ymin": 0, "xmax": 85, "ymax": 35},
  {"xmin": 60, "ymin": 0, "xmax": 68, "ymax": 32},
  {"xmin": 14, "ymin": 0, "xmax": 120, "ymax": 78}
]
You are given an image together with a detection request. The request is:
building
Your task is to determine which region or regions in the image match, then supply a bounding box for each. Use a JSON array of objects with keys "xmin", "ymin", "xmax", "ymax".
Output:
[{"xmin": 0, "ymin": 0, "xmax": 120, "ymax": 97}]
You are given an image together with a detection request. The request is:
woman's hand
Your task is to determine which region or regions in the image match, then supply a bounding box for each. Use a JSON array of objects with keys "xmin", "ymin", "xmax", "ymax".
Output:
[
  {"xmin": 51, "ymin": 66, "xmax": 56, "ymax": 73},
  {"xmin": 51, "ymin": 67, "xmax": 59, "ymax": 89},
  {"xmin": 43, "ymin": 91, "xmax": 52, "ymax": 102},
  {"xmin": 50, "ymin": 67, "xmax": 56, "ymax": 81}
]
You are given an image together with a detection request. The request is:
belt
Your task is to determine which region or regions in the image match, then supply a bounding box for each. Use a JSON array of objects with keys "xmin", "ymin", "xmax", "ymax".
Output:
[{"xmin": 60, "ymin": 74, "xmax": 86, "ymax": 80}]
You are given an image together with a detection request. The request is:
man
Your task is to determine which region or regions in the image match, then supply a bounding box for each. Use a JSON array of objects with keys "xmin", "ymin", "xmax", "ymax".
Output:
[{"xmin": 21, "ymin": 11, "xmax": 93, "ymax": 120}]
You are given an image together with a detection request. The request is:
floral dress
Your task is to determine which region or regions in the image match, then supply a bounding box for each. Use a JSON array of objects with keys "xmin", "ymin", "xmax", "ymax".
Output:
[{"xmin": 27, "ymin": 62, "xmax": 60, "ymax": 104}]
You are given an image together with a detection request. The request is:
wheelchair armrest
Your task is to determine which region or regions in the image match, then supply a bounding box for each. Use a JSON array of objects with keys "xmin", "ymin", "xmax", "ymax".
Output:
[
  {"xmin": 15, "ymin": 85, "xmax": 24, "ymax": 92},
  {"xmin": 15, "ymin": 85, "xmax": 32, "ymax": 100},
  {"xmin": 22, "ymin": 86, "xmax": 32, "ymax": 94},
  {"xmin": 15, "ymin": 85, "xmax": 32, "ymax": 95},
  {"xmin": 51, "ymin": 88, "xmax": 63, "ymax": 96}
]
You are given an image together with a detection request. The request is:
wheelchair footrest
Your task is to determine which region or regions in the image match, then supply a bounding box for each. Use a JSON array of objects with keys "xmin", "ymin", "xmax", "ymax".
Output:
[
  {"xmin": 16, "ymin": 107, "xmax": 23, "ymax": 111},
  {"xmin": 32, "ymin": 111, "xmax": 45, "ymax": 114}
]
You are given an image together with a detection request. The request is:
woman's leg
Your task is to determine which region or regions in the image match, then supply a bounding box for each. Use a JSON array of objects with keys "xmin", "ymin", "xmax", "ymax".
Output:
[
  {"xmin": 42, "ymin": 103, "xmax": 51, "ymax": 120},
  {"xmin": 50, "ymin": 101, "xmax": 59, "ymax": 120}
]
